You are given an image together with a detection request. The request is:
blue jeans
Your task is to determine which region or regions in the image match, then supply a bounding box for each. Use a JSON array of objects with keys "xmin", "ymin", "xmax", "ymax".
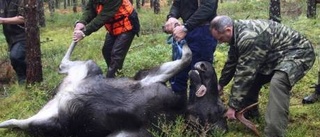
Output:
[
  {"xmin": 10, "ymin": 41, "xmax": 26, "ymax": 83},
  {"xmin": 170, "ymin": 25, "xmax": 217, "ymax": 102}
]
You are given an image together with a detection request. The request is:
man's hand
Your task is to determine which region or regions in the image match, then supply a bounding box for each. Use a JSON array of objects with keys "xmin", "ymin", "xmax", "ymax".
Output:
[
  {"xmin": 0, "ymin": 17, "xmax": 4, "ymax": 24},
  {"xmin": 164, "ymin": 17, "xmax": 180, "ymax": 34},
  {"xmin": 73, "ymin": 30, "xmax": 85, "ymax": 42},
  {"xmin": 218, "ymin": 84, "xmax": 224, "ymax": 96},
  {"xmin": 172, "ymin": 25, "xmax": 187, "ymax": 41},
  {"xmin": 224, "ymin": 107, "xmax": 237, "ymax": 120},
  {"xmin": 74, "ymin": 23, "xmax": 85, "ymax": 31}
]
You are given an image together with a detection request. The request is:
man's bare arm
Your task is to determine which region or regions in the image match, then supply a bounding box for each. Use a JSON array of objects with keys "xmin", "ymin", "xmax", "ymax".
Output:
[{"xmin": 0, "ymin": 16, "xmax": 24, "ymax": 24}]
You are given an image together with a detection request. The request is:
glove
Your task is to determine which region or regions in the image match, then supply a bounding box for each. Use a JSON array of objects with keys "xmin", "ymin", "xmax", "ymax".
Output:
[
  {"xmin": 73, "ymin": 30, "xmax": 85, "ymax": 42},
  {"xmin": 74, "ymin": 22, "xmax": 85, "ymax": 31}
]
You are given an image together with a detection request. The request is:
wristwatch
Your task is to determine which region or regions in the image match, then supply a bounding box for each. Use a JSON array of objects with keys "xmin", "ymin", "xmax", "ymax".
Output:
[{"xmin": 182, "ymin": 25, "xmax": 188, "ymax": 32}]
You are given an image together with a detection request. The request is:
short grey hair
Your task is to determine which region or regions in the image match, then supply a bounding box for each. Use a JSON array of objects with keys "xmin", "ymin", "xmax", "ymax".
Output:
[{"xmin": 210, "ymin": 15, "xmax": 233, "ymax": 33}]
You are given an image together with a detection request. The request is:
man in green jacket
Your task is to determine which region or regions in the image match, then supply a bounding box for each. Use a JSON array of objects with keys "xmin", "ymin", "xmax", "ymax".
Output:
[
  {"xmin": 73, "ymin": 0, "xmax": 140, "ymax": 78},
  {"xmin": 210, "ymin": 15, "xmax": 315, "ymax": 137}
]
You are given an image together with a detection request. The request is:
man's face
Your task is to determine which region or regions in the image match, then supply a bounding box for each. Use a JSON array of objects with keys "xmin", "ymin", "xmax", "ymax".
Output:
[{"xmin": 211, "ymin": 27, "xmax": 232, "ymax": 43}]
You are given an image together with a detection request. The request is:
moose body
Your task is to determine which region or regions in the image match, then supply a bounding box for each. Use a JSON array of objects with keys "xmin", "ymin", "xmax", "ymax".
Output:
[{"xmin": 0, "ymin": 41, "xmax": 231, "ymax": 137}]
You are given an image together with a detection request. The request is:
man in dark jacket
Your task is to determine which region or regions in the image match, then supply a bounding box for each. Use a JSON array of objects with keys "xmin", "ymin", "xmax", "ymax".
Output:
[
  {"xmin": 73, "ymin": 0, "xmax": 140, "ymax": 78},
  {"xmin": 0, "ymin": 0, "xmax": 27, "ymax": 84},
  {"xmin": 163, "ymin": 0, "xmax": 218, "ymax": 108},
  {"xmin": 210, "ymin": 15, "xmax": 315, "ymax": 137}
]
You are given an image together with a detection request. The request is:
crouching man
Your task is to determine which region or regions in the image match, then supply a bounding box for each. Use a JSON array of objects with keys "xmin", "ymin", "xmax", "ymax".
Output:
[{"xmin": 210, "ymin": 15, "xmax": 315, "ymax": 137}]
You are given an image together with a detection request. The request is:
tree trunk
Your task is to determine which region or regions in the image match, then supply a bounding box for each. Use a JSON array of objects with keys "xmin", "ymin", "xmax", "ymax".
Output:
[
  {"xmin": 81, "ymin": 0, "xmax": 86, "ymax": 11},
  {"xmin": 269, "ymin": 0, "xmax": 281, "ymax": 23},
  {"xmin": 136, "ymin": 0, "xmax": 141, "ymax": 10},
  {"xmin": 38, "ymin": 0, "xmax": 46, "ymax": 27},
  {"xmin": 49, "ymin": 0, "xmax": 55, "ymax": 17},
  {"xmin": 142, "ymin": 0, "xmax": 145, "ymax": 6},
  {"xmin": 153, "ymin": 0, "xmax": 160, "ymax": 14},
  {"xmin": 64, "ymin": 0, "xmax": 67, "ymax": 9},
  {"xmin": 72, "ymin": 0, "xmax": 77, "ymax": 13},
  {"xmin": 307, "ymin": 0, "xmax": 317, "ymax": 18},
  {"xmin": 55, "ymin": 0, "xmax": 60, "ymax": 9},
  {"xmin": 24, "ymin": 0, "xmax": 43, "ymax": 84},
  {"xmin": 150, "ymin": 0, "xmax": 153, "ymax": 8},
  {"xmin": 68, "ymin": 0, "xmax": 71, "ymax": 7}
]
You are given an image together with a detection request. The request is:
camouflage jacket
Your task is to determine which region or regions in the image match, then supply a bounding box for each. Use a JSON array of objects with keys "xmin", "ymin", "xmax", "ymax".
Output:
[{"xmin": 218, "ymin": 20, "xmax": 316, "ymax": 110}]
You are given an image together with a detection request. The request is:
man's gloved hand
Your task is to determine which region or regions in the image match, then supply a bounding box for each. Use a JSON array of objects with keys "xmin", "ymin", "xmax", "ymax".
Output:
[
  {"xmin": 74, "ymin": 22, "xmax": 85, "ymax": 31},
  {"xmin": 164, "ymin": 17, "xmax": 180, "ymax": 34},
  {"xmin": 73, "ymin": 30, "xmax": 85, "ymax": 42}
]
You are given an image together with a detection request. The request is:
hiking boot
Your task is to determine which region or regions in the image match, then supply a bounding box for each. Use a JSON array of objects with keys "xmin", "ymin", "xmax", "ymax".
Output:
[
  {"xmin": 302, "ymin": 84, "xmax": 320, "ymax": 104},
  {"xmin": 106, "ymin": 67, "xmax": 117, "ymax": 78},
  {"xmin": 302, "ymin": 92, "xmax": 320, "ymax": 104}
]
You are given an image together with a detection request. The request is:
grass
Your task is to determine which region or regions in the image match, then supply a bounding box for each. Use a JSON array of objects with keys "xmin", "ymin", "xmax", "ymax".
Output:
[{"xmin": 1, "ymin": 0, "xmax": 320, "ymax": 136}]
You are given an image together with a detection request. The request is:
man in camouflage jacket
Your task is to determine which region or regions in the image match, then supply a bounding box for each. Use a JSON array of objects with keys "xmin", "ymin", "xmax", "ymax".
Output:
[{"xmin": 210, "ymin": 15, "xmax": 315, "ymax": 137}]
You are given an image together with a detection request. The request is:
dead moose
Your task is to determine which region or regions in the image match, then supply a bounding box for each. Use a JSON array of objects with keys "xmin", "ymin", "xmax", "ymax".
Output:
[
  {"xmin": 0, "ymin": 41, "xmax": 192, "ymax": 137},
  {"xmin": 0, "ymin": 40, "xmax": 260, "ymax": 136}
]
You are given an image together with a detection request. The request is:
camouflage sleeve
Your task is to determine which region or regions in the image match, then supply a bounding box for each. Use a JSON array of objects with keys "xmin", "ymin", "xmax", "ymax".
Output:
[
  {"xmin": 218, "ymin": 45, "xmax": 237, "ymax": 87},
  {"xmin": 228, "ymin": 37, "xmax": 268, "ymax": 111}
]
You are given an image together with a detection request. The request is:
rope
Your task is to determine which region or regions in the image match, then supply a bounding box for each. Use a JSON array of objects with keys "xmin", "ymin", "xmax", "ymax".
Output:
[
  {"xmin": 167, "ymin": 35, "xmax": 186, "ymax": 60},
  {"xmin": 167, "ymin": 35, "xmax": 187, "ymax": 85}
]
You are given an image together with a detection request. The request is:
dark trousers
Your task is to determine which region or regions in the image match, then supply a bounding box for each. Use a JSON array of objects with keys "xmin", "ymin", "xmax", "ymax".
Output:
[
  {"xmin": 170, "ymin": 25, "xmax": 217, "ymax": 105},
  {"xmin": 242, "ymin": 71, "xmax": 292, "ymax": 137},
  {"xmin": 265, "ymin": 71, "xmax": 292, "ymax": 137},
  {"xmin": 102, "ymin": 31, "xmax": 135, "ymax": 78},
  {"xmin": 10, "ymin": 41, "xmax": 26, "ymax": 83},
  {"xmin": 242, "ymin": 73, "xmax": 273, "ymax": 108}
]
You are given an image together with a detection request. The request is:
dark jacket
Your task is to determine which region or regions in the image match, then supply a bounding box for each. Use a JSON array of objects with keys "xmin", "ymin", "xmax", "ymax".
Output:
[
  {"xmin": 0, "ymin": 0, "xmax": 25, "ymax": 47},
  {"xmin": 167, "ymin": 0, "xmax": 218, "ymax": 31}
]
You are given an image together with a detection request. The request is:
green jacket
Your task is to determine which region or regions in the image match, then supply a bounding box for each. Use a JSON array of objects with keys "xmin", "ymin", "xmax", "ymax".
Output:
[
  {"xmin": 219, "ymin": 20, "xmax": 315, "ymax": 110},
  {"xmin": 77, "ymin": 0, "xmax": 121, "ymax": 36}
]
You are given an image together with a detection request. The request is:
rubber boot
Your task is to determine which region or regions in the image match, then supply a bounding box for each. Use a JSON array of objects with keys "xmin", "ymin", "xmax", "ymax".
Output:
[
  {"xmin": 106, "ymin": 67, "xmax": 117, "ymax": 78},
  {"xmin": 302, "ymin": 84, "xmax": 320, "ymax": 104}
]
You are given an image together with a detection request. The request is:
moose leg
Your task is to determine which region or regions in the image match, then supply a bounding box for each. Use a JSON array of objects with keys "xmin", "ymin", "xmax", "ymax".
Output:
[
  {"xmin": 140, "ymin": 44, "xmax": 192, "ymax": 85},
  {"xmin": 0, "ymin": 98, "xmax": 60, "ymax": 129}
]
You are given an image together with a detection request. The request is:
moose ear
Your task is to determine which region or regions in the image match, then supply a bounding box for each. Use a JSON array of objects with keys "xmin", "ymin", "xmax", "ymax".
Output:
[{"xmin": 195, "ymin": 85, "xmax": 207, "ymax": 97}]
